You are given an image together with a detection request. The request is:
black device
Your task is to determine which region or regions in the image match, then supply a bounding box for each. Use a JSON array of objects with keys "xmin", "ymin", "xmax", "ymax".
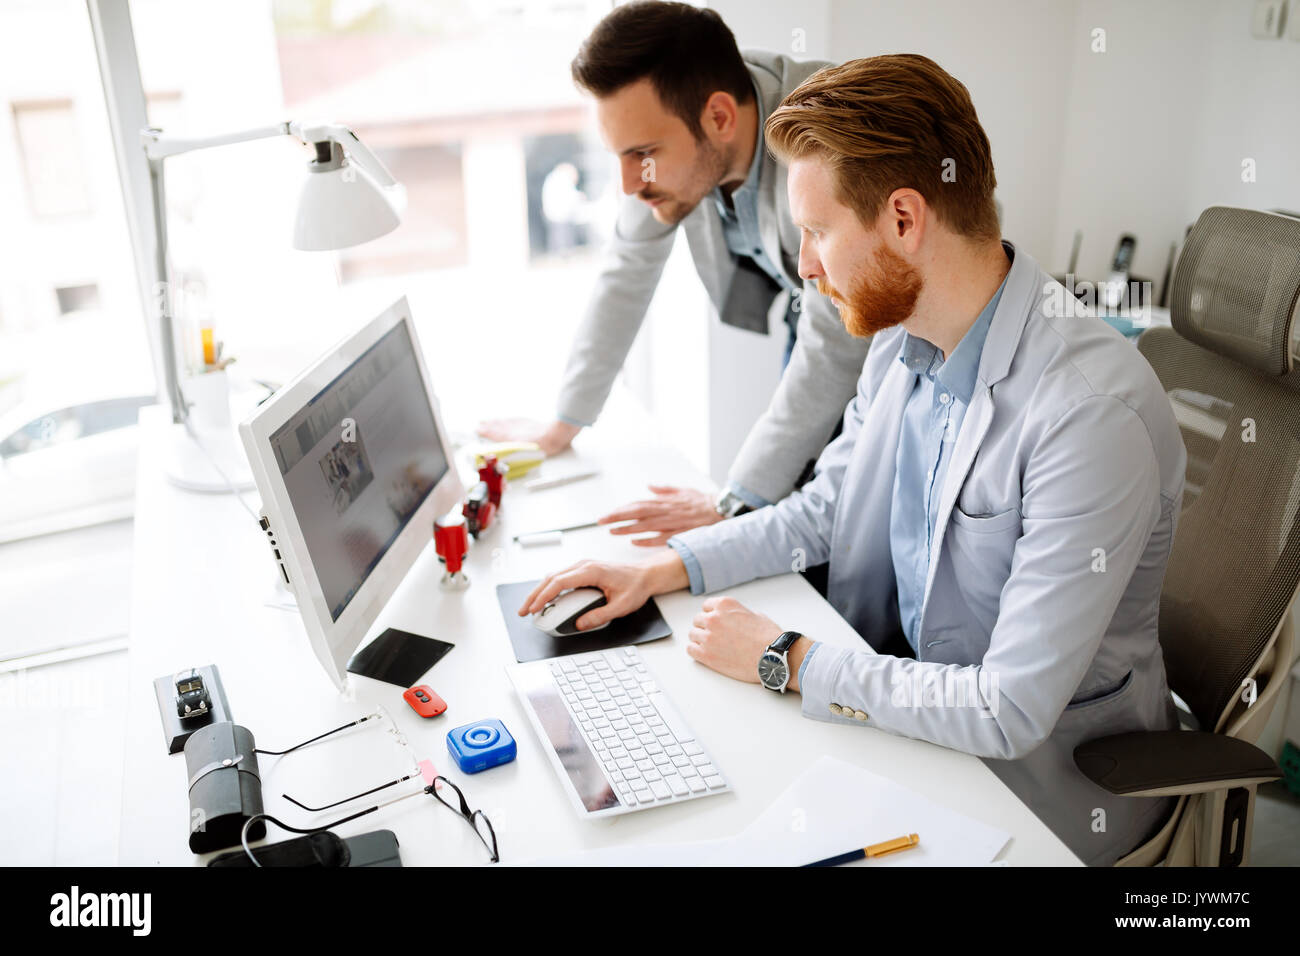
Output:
[
  {"xmin": 207, "ymin": 829, "xmax": 402, "ymax": 867},
  {"xmin": 1109, "ymin": 233, "xmax": 1136, "ymax": 275},
  {"xmin": 346, "ymin": 626, "xmax": 455, "ymax": 687},
  {"xmin": 154, "ymin": 663, "xmax": 232, "ymax": 754}
]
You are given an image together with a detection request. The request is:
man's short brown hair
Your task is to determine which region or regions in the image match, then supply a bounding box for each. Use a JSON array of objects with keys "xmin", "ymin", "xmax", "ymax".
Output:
[
  {"xmin": 765, "ymin": 54, "xmax": 999, "ymax": 240},
  {"xmin": 570, "ymin": 1, "xmax": 753, "ymax": 139}
]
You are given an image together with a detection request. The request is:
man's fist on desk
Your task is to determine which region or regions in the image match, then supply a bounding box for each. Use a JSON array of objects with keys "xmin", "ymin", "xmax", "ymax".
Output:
[{"xmin": 686, "ymin": 596, "xmax": 806, "ymax": 689}]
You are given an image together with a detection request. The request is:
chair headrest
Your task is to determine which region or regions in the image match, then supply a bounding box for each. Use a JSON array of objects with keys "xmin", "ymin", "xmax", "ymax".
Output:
[{"xmin": 1171, "ymin": 206, "xmax": 1300, "ymax": 376}]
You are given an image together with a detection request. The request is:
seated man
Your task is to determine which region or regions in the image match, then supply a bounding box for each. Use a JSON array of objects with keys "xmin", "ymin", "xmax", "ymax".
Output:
[{"xmin": 520, "ymin": 53, "xmax": 1186, "ymax": 866}]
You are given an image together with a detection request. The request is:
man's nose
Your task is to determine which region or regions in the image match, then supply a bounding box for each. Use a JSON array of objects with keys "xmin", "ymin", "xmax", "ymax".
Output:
[
  {"xmin": 620, "ymin": 157, "xmax": 643, "ymax": 196},
  {"xmin": 798, "ymin": 244, "xmax": 823, "ymax": 283}
]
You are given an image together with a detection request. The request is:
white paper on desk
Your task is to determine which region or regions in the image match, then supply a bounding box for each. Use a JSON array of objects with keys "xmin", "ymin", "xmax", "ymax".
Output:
[{"xmin": 705, "ymin": 755, "xmax": 1010, "ymax": 867}]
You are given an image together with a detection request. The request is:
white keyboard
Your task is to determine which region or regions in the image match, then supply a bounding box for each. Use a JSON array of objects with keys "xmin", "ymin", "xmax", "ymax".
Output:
[{"xmin": 508, "ymin": 645, "xmax": 729, "ymax": 817}]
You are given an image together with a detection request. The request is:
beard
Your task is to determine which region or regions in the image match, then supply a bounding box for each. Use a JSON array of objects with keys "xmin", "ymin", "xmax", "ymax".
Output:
[
  {"xmin": 638, "ymin": 138, "xmax": 731, "ymax": 226},
  {"xmin": 818, "ymin": 243, "xmax": 923, "ymax": 338}
]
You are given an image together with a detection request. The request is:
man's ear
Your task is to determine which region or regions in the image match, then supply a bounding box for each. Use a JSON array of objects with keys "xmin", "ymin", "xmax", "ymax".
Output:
[
  {"xmin": 700, "ymin": 91, "xmax": 740, "ymax": 142},
  {"xmin": 886, "ymin": 189, "xmax": 926, "ymax": 254}
]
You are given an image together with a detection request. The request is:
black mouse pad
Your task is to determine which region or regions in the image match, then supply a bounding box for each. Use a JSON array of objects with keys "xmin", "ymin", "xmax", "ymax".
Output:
[
  {"xmin": 495, "ymin": 580, "xmax": 672, "ymax": 663},
  {"xmin": 347, "ymin": 627, "xmax": 455, "ymax": 687}
]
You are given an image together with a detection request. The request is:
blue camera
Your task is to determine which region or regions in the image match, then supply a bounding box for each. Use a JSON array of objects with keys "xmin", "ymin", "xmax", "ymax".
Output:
[{"xmin": 446, "ymin": 718, "xmax": 517, "ymax": 774}]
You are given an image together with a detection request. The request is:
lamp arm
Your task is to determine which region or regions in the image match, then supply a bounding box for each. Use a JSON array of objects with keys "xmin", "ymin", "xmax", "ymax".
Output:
[{"xmin": 141, "ymin": 121, "xmax": 291, "ymax": 161}]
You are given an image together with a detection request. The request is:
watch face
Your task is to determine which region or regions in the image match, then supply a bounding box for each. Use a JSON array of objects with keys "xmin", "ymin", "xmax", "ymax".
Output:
[{"xmin": 758, "ymin": 652, "xmax": 788, "ymax": 689}]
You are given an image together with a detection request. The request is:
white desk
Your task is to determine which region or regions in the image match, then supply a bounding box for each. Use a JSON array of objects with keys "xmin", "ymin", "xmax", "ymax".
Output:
[{"xmin": 120, "ymin": 396, "xmax": 1081, "ymax": 866}]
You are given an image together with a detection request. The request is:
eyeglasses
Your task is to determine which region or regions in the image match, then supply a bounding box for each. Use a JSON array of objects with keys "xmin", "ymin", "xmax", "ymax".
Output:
[
  {"xmin": 258, "ymin": 708, "xmax": 499, "ymax": 863},
  {"xmin": 427, "ymin": 775, "xmax": 499, "ymax": 863}
]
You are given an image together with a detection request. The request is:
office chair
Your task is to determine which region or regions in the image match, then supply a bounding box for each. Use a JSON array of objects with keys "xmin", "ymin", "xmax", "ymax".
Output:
[{"xmin": 1073, "ymin": 206, "xmax": 1300, "ymax": 866}]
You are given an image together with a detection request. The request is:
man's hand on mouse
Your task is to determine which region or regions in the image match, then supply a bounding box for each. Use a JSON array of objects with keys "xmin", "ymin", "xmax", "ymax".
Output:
[
  {"xmin": 686, "ymin": 596, "xmax": 809, "ymax": 691},
  {"xmin": 518, "ymin": 552, "xmax": 688, "ymax": 631},
  {"xmin": 475, "ymin": 417, "xmax": 580, "ymax": 458},
  {"xmin": 598, "ymin": 485, "xmax": 723, "ymax": 547}
]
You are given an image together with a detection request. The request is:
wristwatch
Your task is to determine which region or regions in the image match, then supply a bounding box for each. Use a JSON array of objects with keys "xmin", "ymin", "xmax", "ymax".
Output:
[
  {"xmin": 758, "ymin": 631, "xmax": 802, "ymax": 693},
  {"xmin": 715, "ymin": 489, "xmax": 752, "ymax": 519}
]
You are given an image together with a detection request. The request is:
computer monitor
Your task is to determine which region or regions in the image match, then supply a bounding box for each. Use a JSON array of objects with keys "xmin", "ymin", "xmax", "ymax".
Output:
[{"xmin": 240, "ymin": 297, "xmax": 464, "ymax": 688}]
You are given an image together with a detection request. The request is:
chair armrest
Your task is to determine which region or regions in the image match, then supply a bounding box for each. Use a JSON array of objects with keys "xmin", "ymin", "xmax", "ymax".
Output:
[{"xmin": 1074, "ymin": 730, "xmax": 1282, "ymax": 797}]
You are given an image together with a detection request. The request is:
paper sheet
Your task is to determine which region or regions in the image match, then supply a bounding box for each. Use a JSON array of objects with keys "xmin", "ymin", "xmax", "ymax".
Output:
[
  {"xmin": 705, "ymin": 755, "xmax": 1011, "ymax": 866},
  {"xmin": 517, "ymin": 755, "xmax": 1011, "ymax": 867}
]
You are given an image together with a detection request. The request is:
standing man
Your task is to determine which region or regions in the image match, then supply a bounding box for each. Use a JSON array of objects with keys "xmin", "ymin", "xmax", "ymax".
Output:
[
  {"xmin": 478, "ymin": 1, "xmax": 870, "ymax": 544},
  {"xmin": 520, "ymin": 54, "xmax": 1186, "ymax": 866}
]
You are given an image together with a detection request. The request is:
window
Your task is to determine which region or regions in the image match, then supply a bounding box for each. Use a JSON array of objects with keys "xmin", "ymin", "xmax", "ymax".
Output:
[{"xmin": 128, "ymin": 0, "xmax": 619, "ymax": 422}]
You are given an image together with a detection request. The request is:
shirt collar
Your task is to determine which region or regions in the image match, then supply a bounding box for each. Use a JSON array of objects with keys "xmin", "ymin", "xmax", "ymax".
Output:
[
  {"xmin": 714, "ymin": 76, "xmax": 765, "ymax": 208},
  {"xmin": 897, "ymin": 244, "xmax": 1013, "ymax": 404}
]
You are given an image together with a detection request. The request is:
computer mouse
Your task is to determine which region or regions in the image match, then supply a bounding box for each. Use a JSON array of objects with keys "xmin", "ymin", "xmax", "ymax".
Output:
[{"xmin": 532, "ymin": 586, "xmax": 610, "ymax": 637}]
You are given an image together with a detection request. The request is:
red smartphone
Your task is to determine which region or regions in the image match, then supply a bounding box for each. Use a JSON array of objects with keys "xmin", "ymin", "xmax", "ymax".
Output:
[{"xmin": 403, "ymin": 685, "xmax": 447, "ymax": 718}]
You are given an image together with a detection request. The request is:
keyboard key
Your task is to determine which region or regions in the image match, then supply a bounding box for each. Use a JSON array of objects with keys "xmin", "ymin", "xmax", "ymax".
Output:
[
  {"xmin": 697, "ymin": 763, "xmax": 718, "ymax": 777},
  {"xmin": 686, "ymin": 777, "xmax": 706, "ymax": 793},
  {"xmin": 644, "ymin": 769, "xmax": 662, "ymax": 782},
  {"xmin": 703, "ymin": 775, "xmax": 725, "ymax": 790},
  {"xmin": 671, "ymin": 755, "xmax": 690, "ymax": 768},
  {"xmin": 691, "ymin": 754, "xmax": 710, "ymax": 767},
  {"xmin": 683, "ymin": 742, "xmax": 704, "ymax": 756},
  {"xmin": 636, "ymin": 759, "xmax": 655, "ymax": 773},
  {"xmin": 665, "ymin": 775, "xmax": 689, "ymax": 797},
  {"xmin": 680, "ymin": 765, "xmax": 698, "ymax": 778},
  {"xmin": 649, "ymin": 780, "xmax": 671, "ymax": 800},
  {"xmin": 634, "ymin": 788, "xmax": 655, "ymax": 805},
  {"xmin": 616, "ymin": 758, "xmax": 635, "ymax": 771},
  {"xmin": 652, "ymin": 753, "xmax": 670, "ymax": 767}
]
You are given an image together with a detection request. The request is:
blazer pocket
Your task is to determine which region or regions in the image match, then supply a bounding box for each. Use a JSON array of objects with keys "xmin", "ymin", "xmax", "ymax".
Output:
[
  {"xmin": 949, "ymin": 505, "xmax": 1022, "ymax": 535},
  {"xmin": 1065, "ymin": 669, "xmax": 1135, "ymax": 711}
]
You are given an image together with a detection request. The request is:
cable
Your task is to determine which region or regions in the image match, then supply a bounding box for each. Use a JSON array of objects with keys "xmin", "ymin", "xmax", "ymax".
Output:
[{"xmin": 180, "ymin": 417, "xmax": 262, "ymax": 522}]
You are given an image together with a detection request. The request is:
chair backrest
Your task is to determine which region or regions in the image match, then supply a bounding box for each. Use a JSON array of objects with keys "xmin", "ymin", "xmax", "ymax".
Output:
[{"xmin": 1137, "ymin": 206, "xmax": 1300, "ymax": 733}]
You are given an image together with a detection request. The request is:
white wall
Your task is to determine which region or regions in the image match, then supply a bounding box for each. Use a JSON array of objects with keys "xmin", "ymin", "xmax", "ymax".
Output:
[
  {"xmin": 1052, "ymin": 0, "xmax": 1300, "ymax": 285},
  {"xmin": 826, "ymin": 0, "xmax": 1079, "ymax": 268}
]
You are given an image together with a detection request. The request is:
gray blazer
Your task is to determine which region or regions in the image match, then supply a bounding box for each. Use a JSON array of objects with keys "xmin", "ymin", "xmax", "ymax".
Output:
[
  {"xmin": 671, "ymin": 245, "xmax": 1187, "ymax": 865},
  {"xmin": 555, "ymin": 50, "xmax": 872, "ymax": 504}
]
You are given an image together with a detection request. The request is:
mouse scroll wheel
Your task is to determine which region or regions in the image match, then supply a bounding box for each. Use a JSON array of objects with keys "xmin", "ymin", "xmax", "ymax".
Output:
[{"xmin": 541, "ymin": 601, "xmax": 556, "ymax": 614}]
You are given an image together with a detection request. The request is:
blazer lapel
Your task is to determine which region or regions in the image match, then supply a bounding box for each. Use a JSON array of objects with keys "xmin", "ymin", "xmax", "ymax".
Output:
[{"xmin": 914, "ymin": 242, "xmax": 1039, "ymax": 627}]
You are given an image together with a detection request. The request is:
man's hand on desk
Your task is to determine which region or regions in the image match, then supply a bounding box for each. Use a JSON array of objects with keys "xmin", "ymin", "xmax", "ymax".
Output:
[
  {"xmin": 598, "ymin": 485, "xmax": 723, "ymax": 547},
  {"xmin": 475, "ymin": 417, "xmax": 580, "ymax": 458},
  {"xmin": 518, "ymin": 550, "xmax": 689, "ymax": 631},
  {"xmin": 687, "ymin": 596, "xmax": 811, "ymax": 692}
]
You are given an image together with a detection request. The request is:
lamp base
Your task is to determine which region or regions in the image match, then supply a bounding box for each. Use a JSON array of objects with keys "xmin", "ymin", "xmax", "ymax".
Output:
[{"xmin": 164, "ymin": 421, "xmax": 255, "ymax": 494}]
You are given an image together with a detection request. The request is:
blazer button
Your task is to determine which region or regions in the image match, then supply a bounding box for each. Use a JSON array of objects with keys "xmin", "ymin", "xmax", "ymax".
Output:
[
  {"xmin": 853, "ymin": 710, "xmax": 868, "ymax": 721},
  {"xmin": 829, "ymin": 703, "xmax": 843, "ymax": 716}
]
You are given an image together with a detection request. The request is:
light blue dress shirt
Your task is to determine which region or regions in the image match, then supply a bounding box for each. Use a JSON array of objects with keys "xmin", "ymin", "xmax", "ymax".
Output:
[
  {"xmin": 673, "ymin": 251, "xmax": 1011, "ymax": 687},
  {"xmin": 891, "ymin": 263, "xmax": 1009, "ymax": 653}
]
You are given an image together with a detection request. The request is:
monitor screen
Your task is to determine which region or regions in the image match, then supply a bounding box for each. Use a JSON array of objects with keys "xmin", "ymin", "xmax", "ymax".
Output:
[{"xmin": 268, "ymin": 321, "xmax": 448, "ymax": 621}]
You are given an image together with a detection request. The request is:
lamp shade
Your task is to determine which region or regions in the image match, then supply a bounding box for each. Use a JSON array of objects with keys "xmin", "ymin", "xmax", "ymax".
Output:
[{"xmin": 292, "ymin": 157, "xmax": 402, "ymax": 251}]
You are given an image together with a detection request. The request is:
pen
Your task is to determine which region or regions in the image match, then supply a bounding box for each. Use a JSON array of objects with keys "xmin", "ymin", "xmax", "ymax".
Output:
[
  {"xmin": 804, "ymin": 833, "xmax": 919, "ymax": 867},
  {"xmin": 512, "ymin": 520, "xmax": 600, "ymax": 542}
]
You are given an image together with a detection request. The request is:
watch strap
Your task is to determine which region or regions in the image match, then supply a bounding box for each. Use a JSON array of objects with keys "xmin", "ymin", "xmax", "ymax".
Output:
[{"xmin": 769, "ymin": 630, "xmax": 802, "ymax": 655}]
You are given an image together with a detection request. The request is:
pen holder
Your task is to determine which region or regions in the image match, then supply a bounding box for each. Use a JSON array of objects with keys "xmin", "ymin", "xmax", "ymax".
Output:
[{"xmin": 184, "ymin": 369, "xmax": 233, "ymax": 434}]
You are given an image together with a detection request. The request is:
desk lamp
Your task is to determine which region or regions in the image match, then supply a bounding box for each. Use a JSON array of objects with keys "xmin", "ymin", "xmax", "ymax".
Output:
[{"xmin": 141, "ymin": 120, "xmax": 403, "ymax": 492}]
